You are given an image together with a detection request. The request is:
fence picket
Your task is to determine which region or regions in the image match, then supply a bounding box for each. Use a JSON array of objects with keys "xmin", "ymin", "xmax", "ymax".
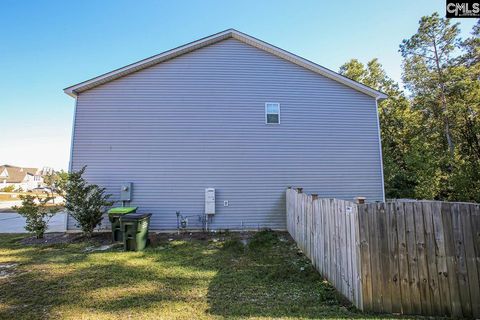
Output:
[
  {"xmin": 378, "ymin": 202, "xmax": 392, "ymax": 313},
  {"xmin": 353, "ymin": 204, "xmax": 362, "ymax": 308},
  {"xmin": 405, "ymin": 202, "xmax": 422, "ymax": 314},
  {"xmin": 369, "ymin": 204, "xmax": 383, "ymax": 311},
  {"xmin": 453, "ymin": 204, "xmax": 472, "ymax": 317},
  {"xmin": 358, "ymin": 204, "xmax": 372, "ymax": 311},
  {"xmin": 340, "ymin": 201, "xmax": 348, "ymax": 297},
  {"xmin": 461, "ymin": 204, "xmax": 480, "ymax": 316},
  {"xmin": 386, "ymin": 202, "xmax": 401, "ymax": 313},
  {"xmin": 413, "ymin": 202, "xmax": 432, "ymax": 315},
  {"xmin": 422, "ymin": 201, "xmax": 442, "ymax": 315},
  {"xmin": 432, "ymin": 201, "xmax": 451, "ymax": 316},
  {"xmin": 396, "ymin": 202, "xmax": 411, "ymax": 314},
  {"xmin": 442, "ymin": 202, "xmax": 463, "ymax": 318}
]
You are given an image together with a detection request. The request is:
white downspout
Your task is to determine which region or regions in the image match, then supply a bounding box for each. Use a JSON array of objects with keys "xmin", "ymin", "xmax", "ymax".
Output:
[
  {"xmin": 375, "ymin": 97, "xmax": 386, "ymax": 202},
  {"xmin": 65, "ymin": 96, "xmax": 78, "ymax": 231}
]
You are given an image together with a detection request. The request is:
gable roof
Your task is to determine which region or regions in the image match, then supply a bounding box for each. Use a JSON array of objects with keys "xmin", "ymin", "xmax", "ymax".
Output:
[
  {"xmin": 64, "ymin": 29, "xmax": 387, "ymax": 100},
  {"xmin": 0, "ymin": 165, "xmax": 38, "ymax": 183}
]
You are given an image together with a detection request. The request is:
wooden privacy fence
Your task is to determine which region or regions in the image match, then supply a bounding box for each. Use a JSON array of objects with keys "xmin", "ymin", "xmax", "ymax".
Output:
[{"xmin": 286, "ymin": 187, "xmax": 480, "ymax": 318}]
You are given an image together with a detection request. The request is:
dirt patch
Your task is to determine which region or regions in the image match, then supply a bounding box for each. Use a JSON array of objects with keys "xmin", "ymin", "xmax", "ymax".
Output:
[
  {"xmin": 18, "ymin": 231, "xmax": 215, "ymax": 247},
  {"xmin": 20, "ymin": 232, "xmax": 112, "ymax": 246},
  {"xmin": 84, "ymin": 243, "xmax": 122, "ymax": 252},
  {"xmin": 147, "ymin": 230, "xmax": 290, "ymax": 247},
  {"xmin": 0, "ymin": 263, "xmax": 18, "ymax": 279},
  {"xmin": 17, "ymin": 230, "xmax": 291, "ymax": 249},
  {"xmin": 149, "ymin": 231, "xmax": 211, "ymax": 244}
]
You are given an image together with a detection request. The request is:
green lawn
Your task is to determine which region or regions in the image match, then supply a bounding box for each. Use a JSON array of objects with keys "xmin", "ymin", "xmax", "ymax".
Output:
[{"xmin": 0, "ymin": 231, "xmax": 413, "ymax": 320}]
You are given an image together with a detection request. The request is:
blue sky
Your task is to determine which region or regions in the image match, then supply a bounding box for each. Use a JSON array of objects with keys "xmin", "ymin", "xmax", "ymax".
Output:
[{"xmin": 0, "ymin": 0, "xmax": 476, "ymax": 170}]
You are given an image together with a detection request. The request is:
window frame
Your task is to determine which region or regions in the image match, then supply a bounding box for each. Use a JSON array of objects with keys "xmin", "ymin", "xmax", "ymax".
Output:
[{"xmin": 265, "ymin": 102, "xmax": 281, "ymax": 124}]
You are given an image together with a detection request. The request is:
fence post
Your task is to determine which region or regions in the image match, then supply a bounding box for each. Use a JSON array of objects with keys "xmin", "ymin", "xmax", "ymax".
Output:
[{"xmin": 355, "ymin": 196, "xmax": 366, "ymax": 204}]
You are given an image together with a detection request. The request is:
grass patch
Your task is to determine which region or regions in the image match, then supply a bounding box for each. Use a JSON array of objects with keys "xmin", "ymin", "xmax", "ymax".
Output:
[
  {"xmin": 222, "ymin": 237, "xmax": 245, "ymax": 254},
  {"xmin": 0, "ymin": 232, "xmax": 416, "ymax": 319},
  {"xmin": 247, "ymin": 228, "xmax": 278, "ymax": 250}
]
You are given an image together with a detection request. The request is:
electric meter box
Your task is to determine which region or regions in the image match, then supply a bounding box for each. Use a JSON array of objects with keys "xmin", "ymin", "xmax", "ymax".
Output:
[
  {"xmin": 205, "ymin": 188, "xmax": 215, "ymax": 215},
  {"xmin": 120, "ymin": 183, "xmax": 133, "ymax": 201}
]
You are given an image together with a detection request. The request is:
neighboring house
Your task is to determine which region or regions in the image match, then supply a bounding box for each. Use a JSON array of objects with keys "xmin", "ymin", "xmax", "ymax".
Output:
[
  {"xmin": 0, "ymin": 165, "xmax": 44, "ymax": 191},
  {"xmin": 64, "ymin": 29, "xmax": 387, "ymax": 231}
]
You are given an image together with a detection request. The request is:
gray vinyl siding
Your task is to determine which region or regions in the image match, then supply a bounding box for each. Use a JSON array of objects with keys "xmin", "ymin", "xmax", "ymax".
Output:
[{"xmin": 68, "ymin": 38, "xmax": 383, "ymax": 231}]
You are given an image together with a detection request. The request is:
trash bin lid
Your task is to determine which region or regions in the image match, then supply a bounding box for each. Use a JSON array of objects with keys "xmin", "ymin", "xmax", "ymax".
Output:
[
  {"xmin": 108, "ymin": 207, "xmax": 138, "ymax": 214},
  {"xmin": 120, "ymin": 213, "xmax": 152, "ymax": 221}
]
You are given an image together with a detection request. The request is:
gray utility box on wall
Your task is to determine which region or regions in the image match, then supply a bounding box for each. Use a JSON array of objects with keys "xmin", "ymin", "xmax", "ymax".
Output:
[
  {"xmin": 205, "ymin": 188, "xmax": 215, "ymax": 215},
  {"xmin": 120, "ymin": 183, "xmax": 133, "ymax": 202}
]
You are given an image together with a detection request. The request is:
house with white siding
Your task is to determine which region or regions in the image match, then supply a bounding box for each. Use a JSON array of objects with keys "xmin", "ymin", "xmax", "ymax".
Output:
[
  {"xmin": 0, "ymin": 165, "xmax": 44, "ymax": 191},
  {"xmin": 64, "ymin": 29, "xmax": 387, "ymax": 231}
]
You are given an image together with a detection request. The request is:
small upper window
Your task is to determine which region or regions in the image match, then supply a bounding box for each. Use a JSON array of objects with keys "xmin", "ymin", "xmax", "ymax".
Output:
[{"xmin": 265, "ymin": 103, "xmax": 280, "ymax": 124}]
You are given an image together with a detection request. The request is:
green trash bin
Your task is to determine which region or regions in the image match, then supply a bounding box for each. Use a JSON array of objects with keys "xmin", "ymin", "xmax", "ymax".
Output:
[
  {"xmin": 108, "ymin": 207, "xmax": 138, "ymax": 242},
  {"xmin": 120, "ymin": 213, "xmax": 152, "ymax": 251}
]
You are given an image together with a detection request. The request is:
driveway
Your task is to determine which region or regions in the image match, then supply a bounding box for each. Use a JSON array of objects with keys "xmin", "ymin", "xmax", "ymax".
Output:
[{"xmin": 0, "ymin": 211, "xmax": 66, "ymax": 233}]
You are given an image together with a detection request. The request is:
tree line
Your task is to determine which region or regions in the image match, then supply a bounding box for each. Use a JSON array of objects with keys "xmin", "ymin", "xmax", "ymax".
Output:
[{"xmin": 339, "ymin": 13, "xmax": 479, "ymax": 202}]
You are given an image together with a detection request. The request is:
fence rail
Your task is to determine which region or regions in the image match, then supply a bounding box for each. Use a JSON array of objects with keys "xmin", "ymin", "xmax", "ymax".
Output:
[{"xmin": 286, "ymin": 187, "xmax": 480, "ymax": 318}]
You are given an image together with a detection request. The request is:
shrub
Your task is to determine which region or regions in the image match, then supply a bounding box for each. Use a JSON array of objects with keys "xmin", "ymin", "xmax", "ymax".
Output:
[
  {"xmin": 43, "ymin": 170, "xmax": 69, "ymax": 200},
  {"xmin": 222, "ymin": 238, "xmax": 245, "ymax": 254},
  {"xmin": 0, "ymin": 185, "xmax": 15, "ymax": 192},
  {"xmin": 13, "ymin": 195, "xmax": 58, "ymax": 238},
  {"xmin": 64, "ymin": 166, "xmax": 113, "ymax": 237},
  {"xmin": 248, "ymin": 229, "xmax": 279, "ymax": 251}
]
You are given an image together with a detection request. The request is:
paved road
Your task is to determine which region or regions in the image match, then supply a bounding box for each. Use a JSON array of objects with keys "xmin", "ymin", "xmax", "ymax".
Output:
[
  {"xmin": 0, "ymin": 201, "xmax": 22, "ymax": 211},
  {"xmin": 0, "ymin": 197, "xmax": 64, "ymax": 212},
  {"xmin": 0, "ymin": 211, "xmax": 66, "ymax": 233}
]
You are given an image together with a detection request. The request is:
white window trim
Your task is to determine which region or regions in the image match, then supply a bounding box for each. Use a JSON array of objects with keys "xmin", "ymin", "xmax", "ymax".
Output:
[{"xmin": 265, "ymin": 102, "xmax": 280, "ymax": 124}]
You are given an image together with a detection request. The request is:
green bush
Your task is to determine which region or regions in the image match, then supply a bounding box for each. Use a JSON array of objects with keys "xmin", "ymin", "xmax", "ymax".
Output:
[
  {"xmin": 43, "ymin": 170, "xmax": 69, "ymax": 200},
  {"xmin": 13, "ymin": 195, "xmax": 58, "ymax": 238},
  {"xmin": 64, "ymin": 166, "xmax": 113, "ymax": 237},
  {"xmin": 248, "ymin": 229, "xmax": 279, "ymax": 251},
  {"xmin": 0, "ymin": 185, "xmax": 15, "ymax": 192},
  {"xmin": 222, "ymin": 238, "xmax": 244, "ymax": 254}
]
